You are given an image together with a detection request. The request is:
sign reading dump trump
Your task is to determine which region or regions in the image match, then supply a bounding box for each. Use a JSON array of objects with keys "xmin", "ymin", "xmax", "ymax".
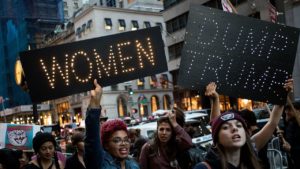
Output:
[
  {"xmin": 20, "ymin": 27, "xmax": 167, "ymax": 102},
  {"xmin": 178, "ymin": 5, "xmax": 299, "ymax": 104}
]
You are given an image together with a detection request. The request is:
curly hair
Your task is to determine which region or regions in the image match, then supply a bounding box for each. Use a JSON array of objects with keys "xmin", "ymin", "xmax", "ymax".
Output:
[
  {"xmin": 100, "ymin": 119, "xmax": 128, "ymax": 147},
  {"xmin": 33, "ymin": 132, "xmax": 56, "ymax": 153}
]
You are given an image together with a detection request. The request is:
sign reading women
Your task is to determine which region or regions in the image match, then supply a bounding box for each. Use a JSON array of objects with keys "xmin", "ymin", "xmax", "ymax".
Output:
[
  {"xmin": 178, "ymin": 5, "xmax": 299, "ymax": 104},
  {"xmin": 20, "ymin": 27, "xmax": 167, "ymax": 102}
]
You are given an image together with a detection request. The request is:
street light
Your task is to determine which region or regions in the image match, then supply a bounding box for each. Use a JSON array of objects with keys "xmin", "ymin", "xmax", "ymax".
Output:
[{"xmin": 0, "ymin": 96, "xmax": 9, "ymax": 123}]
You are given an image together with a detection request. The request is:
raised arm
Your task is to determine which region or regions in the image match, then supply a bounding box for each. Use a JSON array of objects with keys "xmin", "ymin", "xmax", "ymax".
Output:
[
  {"xmin": 286, "ymin": 83, "xmax": 300, "ymax": 126},
  {"xmin": 205, "ymin": 82, "xmax": 220, "ymax": 121},
  {"xmin": 168, "ymin": 112, "xmax": 193, "ymax": 150},
  {"xmin": 84, "ymin": 79, "xmax": 103, "ymax": 169},
  {"xmin": 252, "ymin": 79, "xmax": 293, "ymax": 151}
]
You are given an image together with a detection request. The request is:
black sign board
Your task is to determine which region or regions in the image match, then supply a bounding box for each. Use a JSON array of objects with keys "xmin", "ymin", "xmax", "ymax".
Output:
[
  {"xmin": 20, "ymin": 27, "xmax": 167, "ymax": 102},
  {"xmin": 178, "ymin": 5, "xmax": 299, "ymax": 104}
]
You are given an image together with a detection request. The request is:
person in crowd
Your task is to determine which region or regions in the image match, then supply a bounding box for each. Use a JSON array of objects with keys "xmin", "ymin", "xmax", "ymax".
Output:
[
  {"xmin": 193, "ymin": 79, "xmax": 293, "ymax": 169},
  {"xmin": 239, "ymin": 109, "xmax": 270, "ymax": 169},
  {"xmin": 174, "ymin": 106, "xmax": 206, "ymax": 169},
  {"xmin": 139, "ymin": 108, "xmax": 193, "ymax": 169},
  {"xmin": 100, "ymin": 116, "xmax": 108, "ymax": 125},
  {"xmin": 19, "ymin": 151, "xmax": 34, "ymax": 169},
  {"xmin": 84, "ymin": 79, "xmax": 139, "ymax": 169},
  {"xmin": 65, "ymin": 132, "xmax": 86, "ymax": 169},
  {"xmin": 24, "ymin": 132, "xmax": 64, "ymax": 169},
  {"xmin": 128, "ymin": 128, "xmax": 148, "ymax": 161},
  {"xmin": 281, "ymin": 100, "xmax": 300, "ymax": 169},
  {"xmin": 0, "ymin": 148, "xmax": 22, "ymax": 169}
]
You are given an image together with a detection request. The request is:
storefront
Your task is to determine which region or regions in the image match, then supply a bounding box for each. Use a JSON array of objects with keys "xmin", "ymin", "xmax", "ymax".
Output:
[
  {"xmin": 56, "ymin": 101, "xmax": 71, "ymax": 126},
  {"xmin": 6, "ymin": 104, "xmax": 51, "ymax": 124}
]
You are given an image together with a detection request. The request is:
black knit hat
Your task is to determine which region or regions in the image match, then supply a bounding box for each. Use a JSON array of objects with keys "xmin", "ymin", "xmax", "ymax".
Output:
[{"xmin": 33, "ymin": 132, "xmax": 56, "ymax": 153}]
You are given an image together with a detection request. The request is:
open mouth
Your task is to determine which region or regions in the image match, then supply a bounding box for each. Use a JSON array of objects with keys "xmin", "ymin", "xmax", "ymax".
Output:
[
  {"xmin": 119, "ymin": 148, "xmax": 128, "ymax": 155},
  {"xmin": 232, "ymin": 134, "xmax": 241, "ymax": 141}
]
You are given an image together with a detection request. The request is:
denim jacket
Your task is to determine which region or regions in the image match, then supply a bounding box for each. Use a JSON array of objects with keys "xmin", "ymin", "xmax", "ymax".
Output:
[{"xmin": 84, "ymin": 108, "xmax": 140, "ymax": 169}]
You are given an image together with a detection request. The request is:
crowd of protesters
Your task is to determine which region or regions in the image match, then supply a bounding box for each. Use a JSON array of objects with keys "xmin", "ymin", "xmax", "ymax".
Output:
[{"xmin": 1, "ymin": 78, "xmax": 299, "ymax": 169}]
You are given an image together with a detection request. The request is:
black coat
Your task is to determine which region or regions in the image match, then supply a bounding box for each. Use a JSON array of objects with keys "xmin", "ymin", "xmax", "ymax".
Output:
[{"xmin": 65, "ymin": 153, "xmax": 86, "ymax": 169}]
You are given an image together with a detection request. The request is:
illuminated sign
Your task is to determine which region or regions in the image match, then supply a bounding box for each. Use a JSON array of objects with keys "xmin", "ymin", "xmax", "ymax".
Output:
[
  {"xmin": 178, "ymin": 5, "xmax": 299, "ymax": 104},
  {"xmin": 20, "ymin": 27, "xmax": 167, "ymax": 102}
]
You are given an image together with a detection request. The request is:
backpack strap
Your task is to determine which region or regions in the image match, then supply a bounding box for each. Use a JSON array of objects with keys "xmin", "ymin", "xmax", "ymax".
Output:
[{"xmin": 201, "ymin": 161, "xmax": 212, "ymax": 169}]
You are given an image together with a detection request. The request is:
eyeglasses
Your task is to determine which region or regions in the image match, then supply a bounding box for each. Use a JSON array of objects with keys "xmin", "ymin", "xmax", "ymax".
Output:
[{"xmin": 110, "ymin": 137, "xmax": 130, "ymax": 145}]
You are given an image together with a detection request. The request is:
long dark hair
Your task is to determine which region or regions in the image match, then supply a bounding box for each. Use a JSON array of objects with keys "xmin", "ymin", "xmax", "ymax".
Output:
[
  {"xmin": 148, "ymin": 117, "xmax": 178, "ymax": 160},
  {"xmin": 215, "ymin": 133, "xmax": 262, "ymax": 169}
]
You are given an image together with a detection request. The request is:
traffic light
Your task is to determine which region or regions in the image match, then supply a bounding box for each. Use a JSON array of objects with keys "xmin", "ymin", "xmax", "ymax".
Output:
[{"xmin": 128, "ymin": 88, "xmax": 133, "ymax": 95}]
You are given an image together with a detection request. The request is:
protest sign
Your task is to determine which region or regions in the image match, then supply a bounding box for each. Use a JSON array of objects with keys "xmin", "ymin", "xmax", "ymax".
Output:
[
  {"xmin": 0, "ymin": 123, "xmax": 40, "ymax": 150},
  {"xmin": 20, "ymin": 27, "xmax": 167, "ymax": 102},
  {"xmin": 178, "ymin": 5, "xmax": 299, "ymax": 104}
]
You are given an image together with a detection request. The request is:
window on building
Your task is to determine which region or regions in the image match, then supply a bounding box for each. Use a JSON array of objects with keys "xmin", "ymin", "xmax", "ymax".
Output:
[
  {"xmin": 87, "ymin": 19, "xmax": 93, "ymax": 29},
  {"xmin": 57, "ymin": 102, "xmax": 70, "ymax": 125},
  {"xmin": 76, "ymin": 27, "xmax": 82, "ymax": 37},
  {"xmin": 131, "ymin": 20, "xmax": 139, "ymax": 30},
  {"xmin": 151, "ymin": 95, "xmax": 160, "ymax": 112},
  {"xmin": 107, "ymin": 0, "xmax": 116, "ymax": 7},
  {"xmin": 118, "ymin": 19, "xmax": 126, "ymax": 31},
  {"xmin": 155, "ymin": 22, "xmax": 162, "ymax": 31},
  {"xmin": 164, "ymin": 0, "xmax": 183, "ymax": 10},
  {"xmin": 117, "ymin": 95, "xmax": 128, "ymax": 117},
  {"xmin": 144, "ymin": 21, "xmax": 151, "ymax": 28},
  {"xmin": 220, "ymin": 95, "xmax": 231, "ymax": 111},
  {"xmin": 104, "ymin": 18, "xmax": 112, "ymax": 30},
  {"xmin": 82, "ymin": 23, "xmax": 86, "ymax": 33},
  {"xmin": 119, "ymin": 0, "xmax": 124, "ymax": 8},
  {"xmin": 150, "ymin": 76, "xmax": 158, "ymax": 88},
  {"xmin": 74, "ymin": 2, "xmax": 79, "ymax": 9},
  {"xmin": 137, "ymin": 78, "xmax": 145, "ymax": 90},
  {"xmin": 64, "ymin": 2, "xmax": 67, "ymax": 7},
  {"xmin": 160, "ymin": 74, "xmax": 169, "ymax": 89},
  {"xmin": 64, "ymin": 10, "xmax": 68, "ymax": 17},
  {"xmin": 166, "ymin": 12, "xmax": 188, "ymax": 33},
  {"xmin": 163, "ymin": 95, "xmax": 171, "ymax": 110},
  {"xmin": 168, "ymin": 41, "xmax": 184, "ymax": 60},
  {"xmin": 138, "ymin": 95, "xmax": 148, "ymax": 117},
  {"xmin": 180, "ymin": 92, "xmax": 202, "ymax": 111}
]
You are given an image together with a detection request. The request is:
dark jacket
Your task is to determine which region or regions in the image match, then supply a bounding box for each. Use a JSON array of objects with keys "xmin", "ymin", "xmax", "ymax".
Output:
[
  {"xmin": 65, "ymin": 152, "xmax": 85, "ymax": 169},
  {"xmin": 193, "ymin": 148, "xmax": 239, "ymax": 169},
  {"xmin": 84, "ymin": 108, "xmax": 139, "ymax": 169},
  {"xmin": 285, "ymin": 118, "xmax": 300, "ymax": 169},
  {"xmin": 23, "ymin": 164, "xmax": 40, "ymax": 169}
]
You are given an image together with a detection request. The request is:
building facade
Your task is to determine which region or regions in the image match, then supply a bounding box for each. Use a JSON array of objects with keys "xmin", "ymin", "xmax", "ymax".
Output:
[
  {"xmin": 0, "ymin": 0, "xmax": 64, "ymax": 107},
  {"xmin": 63, "ymin": 0, "xmax": 84, "ymax": 20},
  {"xmin": 0, "ymin": 0, "xmax": 64, "ymax": 123}
]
